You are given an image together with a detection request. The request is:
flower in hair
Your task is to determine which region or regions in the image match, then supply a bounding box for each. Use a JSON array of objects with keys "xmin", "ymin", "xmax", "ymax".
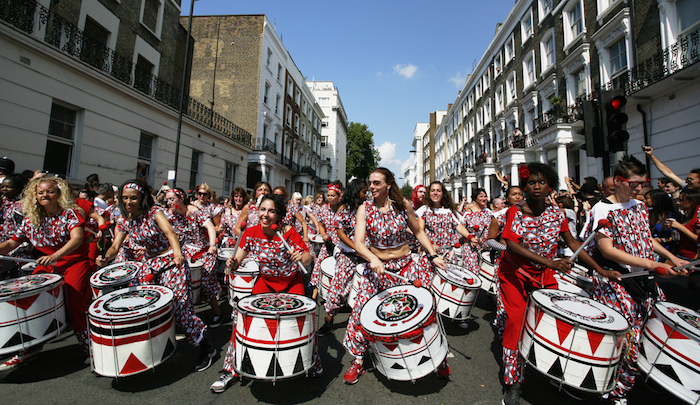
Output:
[{"xmin": 518, "ymin": 165, "xmax": 530, "ymax": 181}]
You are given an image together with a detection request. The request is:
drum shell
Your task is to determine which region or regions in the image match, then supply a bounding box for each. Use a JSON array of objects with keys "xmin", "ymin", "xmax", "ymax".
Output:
[
  {"xmin": 347, "ymin": 264, "xmax": 365, "ymax": 309},
  {"xmin": 228, "ymin": 259, "xmax": 259, "ymax": 305},
  {"xmin": 19, "ymin": 262, "xmax": 36, "ymax": 276},
  {"xmin": 0, "ymin": 274, "xmax": 66, "ymax": 355},
  {"xmin": 430, "ymin": 264, "xmax": 481, "ymax": 320},
  {"xmin": 637, "ymin": 302, "xmax": 700, "ymax": 404},
  {"xmin": 217, "ymin": 248, "xmax": 237, "ymax": 276},
  {"xmin": 478, "ymin": 251, "xmax": 497, "ymax": 295},
  {"xmin": 88, "ymin": 285, "xmax": 176, "ymax": 378},
  {"xmin": 189, "ymin": 260, "xmax": 203, "ymax": 304},
  {"xmin": 518, "ymin": 290, "xmax": 629, "ymax": 394},
  {"xmin": 90, "ymin": 262, "xmax": 140, "ymax": 299},
  {"xmin": 318, "ymin": 257, "xmax": 336, "ymax": 300},
  {"xmin": 234, "ymin": 294, "xmax": 316, "ymax": 381}
]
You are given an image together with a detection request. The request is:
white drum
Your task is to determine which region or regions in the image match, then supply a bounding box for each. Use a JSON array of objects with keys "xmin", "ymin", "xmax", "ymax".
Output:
[
  {"xmin": 19, "ymin": 262, "xmax": 37, "ymax": 276},
  {"xmin": 553, "ymin": 273, "xmax": 590, "ymax": 298},
  {"xmin": 189, "ymin": 259, "xmax": 203, "ymax": 304},
  {"xmin": 90, "ymin": 261, "xmax": 140, "ymax": 298},
  {"xmin": 347, "ymin": 264, "xmax": 365, "ymax": 309},
  {"xmin": 318, "ymin": 257, "xmax": 336, "ymax": 300},
  {"xmin": 310, "ymin": 234, "xmax": 324, "ymax": 244},
  {"xmin": 88, "ymin": 285, "xmax": 176, "ymax": 378},
  {"xmin": 478, "ymin": 251, "xmax": 497, "ymax": 295},
  {"xmin": 217, "ymin": 247, "xmax": 237, "ymax": 279},
  {"xmin": 430, "ymin": 263, "xmax": 481, "ymax": 320},
  {"xmin": 360, "ymin": 285, "xmax": 448, "ymax": 382},
  {"xmin": 519, "ymin": 290, "xmax": 630, "ymax": 394},
  {"xmin": 228, "ymin": 259, "xmax": 259, "ymax": 305},
  {"xmin": 558, "ymin": 264, "xmax": 594, "ymax": 296},
  {"xmin": 638, "ymin": 302, "xmax": 700, "ymax": 404},
  {"xmin": 234, "ymin": 293, "xmax": 317, "ymax": 381},
  {"xmin": 0, "ymin": 274, "xmax": 66, "ymax": 355}
]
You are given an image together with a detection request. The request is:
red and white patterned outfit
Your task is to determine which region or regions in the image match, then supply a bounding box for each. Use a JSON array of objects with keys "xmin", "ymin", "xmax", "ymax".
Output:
[
  {"xmin": 342, "ymin": 201, "xmax": 432, "ymax": 358},
  {"xmin": 461, "ymin": 210, "xmax": 493, "ymax": 273},
  {"xmin": 324, "ymin": 207, "xmax": 362, "ymax": 317},
  {"xmin": 415, "ymin": 206, "xmax": 460, "ymax": 255},
  {"xmin": 116, "ymin": 206, "xmax": 206, "ymax": 345},
  {"xmin": 581, "ymin": 198, "xmax": 664, "ymax": 400},
  {"xmin": 498, "ymin": 203, "xmax": 566, "ymax": 385},
  {"xmin": 283, "ymin": 201, "xmax": 303, "ymax": 235},
  {"xmin": 310, "ymin": 204, "xmax": 338, "ymax": 287},
  {"xmin": 0, "ymin": 197, "xmax": 32, "ymax": 261},
  {"xmin": 166, "ymin": 209, "xmax": 221, "ymax": 303},
  {"xmin": 246, "ymin": 201, "xmax": 260, "ymax": 228},
  {"xmin": 219, "ymin": 207, "xmax": 243, "ymax": 248},
  {"xmin": 196, "ymin": 201, "xmax": 223, "ymax": 221},
  {"xmin": 221, "ymin": 225, "xmax": 322, "ymax": 375},
  {"xmin": 12, "ymin": 209, "xmax": 91, "ymax": 352},
  {"xmin": 491, "ymin": 207, "xmax": 509, "ymax": 339}
]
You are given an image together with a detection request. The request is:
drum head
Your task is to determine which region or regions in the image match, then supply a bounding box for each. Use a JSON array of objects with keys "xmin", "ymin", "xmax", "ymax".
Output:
[
  {"xmin": 654, "ymin": 302, "xmax": 700, "ymax": 340},
  {"xmin": 91, "ymin": 262, "xmax": 140, "ymax": 287},
  {"xmin": 89, "ymin": 285, "xmax": 174, "ymax": 319},
  {"xmin": 237, "ymin": 259, "xmax": 260, "ymax": 274},
  {"xmin": 237, "ymin": 293, "xmax": 316, "ymax": 317},
  {"xmin": 189, "ymin": 259, "xmax": 203, "ymax": 269},
  {"xmin": 531, "ymin": 290, "xmax": 629, "ymax": 332},
  {"xmin": 20, "ymin": 262, "xmax": 37, "ymax": 272},
  {"xmin": 0, "ymin": 273, "xmax": 62, "ymax": 297},
  {"xmin": 311, "ymin": 234, "xmax": 324, "ymax": 243},
  {"xmin": 480, "ymin": 251, "xmax": 492, "ymax": 264},
  {"xmin": 360, "ymin": 285, "xmax": 434, "ymax": 336},
  {"xmin": 438, "ymin": 264, "xmax": 481, "ymax": 289},
  {"xmin": 321, "ymin": 257, "xmax": 337, "ymax": 276},
  {"xmin": 218, "ymin": 248, "xmax": 237, "ymax": 261},
  {"xmin": 571, "ymin": 263, "xmax": 590, "ymax": 277}
]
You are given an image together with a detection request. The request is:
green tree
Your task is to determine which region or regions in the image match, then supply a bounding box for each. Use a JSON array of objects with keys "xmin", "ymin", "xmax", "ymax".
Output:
[
  {"xmin": 346, "ymin": 122, "xmax": 381, "ymax": 183},
  {"xmin": 400, "ymin": 183, "xmax": 413, "ymax": 200}
]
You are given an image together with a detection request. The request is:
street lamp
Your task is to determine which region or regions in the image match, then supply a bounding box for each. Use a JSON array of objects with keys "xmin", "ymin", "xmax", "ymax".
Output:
[{"xmin": 173, "ymin": 0, "xmax": 198, "ymax": 188}]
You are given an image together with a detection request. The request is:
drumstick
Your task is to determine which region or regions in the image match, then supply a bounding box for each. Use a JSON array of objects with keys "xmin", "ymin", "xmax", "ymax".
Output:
[
  {"xmin": 270, "ymin": 224, "xmax": 308, "ymax": 275},
  {"xmin": 98, "ymin": 222, "xmax": 111, "ymax": 253},
  {"xmin": 225, "ymin": 221, "xmax": 246, "ymax": 276},
  {"xmin": 143, "ymin": 262, "xmax": 179, "ymax": 282},
  {"xmin": 0, "ymin": 255, "xmax": 36, "ymax": 264},
  {"xmin": 446, "ymin": 243, "xmax": 461, "ymax": 263},
  {"xmin": 570, "ymin": 219, "xmax": 611, "ymax": 262},
  {"xmin": 384, "ymin": 270, "xmax": 422, "ymax": 288},
  {"xmin": 617, "ymin": 258, "xmax": 700, "ymax": 279},
  {"xmin": 443, "ymin": 265, "xmax": 477, "ymax": 285}
]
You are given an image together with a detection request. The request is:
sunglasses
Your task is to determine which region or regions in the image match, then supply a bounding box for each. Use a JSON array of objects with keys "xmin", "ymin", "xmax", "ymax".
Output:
[
  {"xmin": 197, "ymin": 192, "xmax": 209, "ymax": 196},
  {"xmin": 615, "ymin": 175, "xmax": 651, "ymax": 189}
]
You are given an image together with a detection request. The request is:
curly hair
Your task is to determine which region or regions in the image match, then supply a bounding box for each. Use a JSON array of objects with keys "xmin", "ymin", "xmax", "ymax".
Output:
[
  {"xmin": 230, "ymin": 187, "xmax": 249, "ymax": 209},
  {"xmin": 372, "ymin": 167, "xmax": 405, "ymax": 213},
  {"xmin": 341, "ymin": 179, "xmax": 368, "ymax": 212},
  {"xmin": 423, "ymin": 181, "xmax": 458, "ymax": 215},
  {"xmin": 526, "ymin": 162, "xmax": 559, "ymax": 192},
  {"xmin": 23, "ymin": 177, "xmax": 81, "ymax": 227},
  {"xmin": 260, "ymin": 193, "xmax": 287, "ymax": 224},
  {"xmin": 117, "ymin": 179, "xmax": 154, "ymax": 218}
]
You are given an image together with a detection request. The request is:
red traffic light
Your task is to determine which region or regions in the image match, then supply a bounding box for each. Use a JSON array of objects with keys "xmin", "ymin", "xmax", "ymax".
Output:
[{"xmin": 608, "ymin": 95, "xmax": 626, "ymax": 111}]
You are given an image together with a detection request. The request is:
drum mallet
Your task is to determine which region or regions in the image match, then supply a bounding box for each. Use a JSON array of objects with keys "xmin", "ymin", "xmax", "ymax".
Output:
[
  {"xmin": 644, "ymin": 258, "xmax": 700, "ymax": 278},
  {"xmin": 143, "ymin": 262, "xmax": 179, "ymax": 283},
  {"xmin": 98, "ymin": 221, "xmax": 111, "ymax": 253},
  {"xmin": 270, "ymin": 224, "xmax": 308, "ymax": 275},
  {"xmin": 384, "ymin": 270, "xmax": 423, "ymax": 288},
  {"xmin": 224, "ymin": 221, "xmax": 246, "ymax": 276},
  {"xmin": 0, "ymin": 255, "xmax": 36, "ymax": 264},
  {"xmin": 569, "ymin": 219, "xmax": 611, "ymax": 262}
]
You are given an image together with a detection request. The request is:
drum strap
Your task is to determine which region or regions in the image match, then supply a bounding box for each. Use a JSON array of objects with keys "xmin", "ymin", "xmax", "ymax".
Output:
[
  {"xmin": 361, "ymin": 311, "xmax": 437, "ymax": 343},
  {"xmin": 504, "ymin": 255, "xmax": 545, "ymax": 288}
]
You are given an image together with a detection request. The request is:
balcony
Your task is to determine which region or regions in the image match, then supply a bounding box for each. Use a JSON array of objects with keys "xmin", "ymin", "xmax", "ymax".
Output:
[
  {"xmin": 497, "ymin": 132, "xmax": 538, "ymax": 153},
  {"xmin": 300, "ymin": 166, "xmax": 316, "ymax": 177},
  {"xmin": 475, "ymin": 153, "xmax": 494, "ymax": 166},
  {"xmin": 0, "ymin": 0, "xmax": 253, "ymax": 148},
  {"xmin": 253, "ymin": 138, "xmax": 278, "ymax": 155},
  {"xmin": 534, "ymin": 105, "xmax": 581, "ymax": 133}
]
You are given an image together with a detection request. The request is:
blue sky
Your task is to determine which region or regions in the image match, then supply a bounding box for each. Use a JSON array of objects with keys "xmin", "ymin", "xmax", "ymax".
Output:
[{"xmin": 181, "ymin": 0, "xmax": 515, "ymax": 183}]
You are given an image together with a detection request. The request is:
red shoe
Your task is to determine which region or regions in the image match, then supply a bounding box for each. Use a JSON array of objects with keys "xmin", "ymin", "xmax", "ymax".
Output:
[
  {"xmin": 343, "ymin": 360, "xmax": 365, "ymax": 384},
  {"xmin": 436, "ymin": 359, "xmax": 450, "ymax": 379}
]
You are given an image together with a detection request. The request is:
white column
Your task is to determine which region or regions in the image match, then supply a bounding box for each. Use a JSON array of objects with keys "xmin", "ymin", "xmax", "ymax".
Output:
[
  {"xmin": 557, "ymin": 144, "xmax": 569, "ymax": 191},
  {"xmin": 538, "ymin": 148, "xmax": 546, "ymax": 164},
  {"xmin": 510, "ymin": 164, "xmax": 519, "ymax": 187},
  {"xmin": 260, "ymin": 156, "xmax": 268, "ymax": 183},
  {"xmin": 483, "ymin": 175, "xmax": 492, "ymax": 198},
  {"xmin": 466, "ymin": 182, "xmax": 473, "ymax": 201},
  {"xmin": 578, "ymin": 149, "xmax": 589, "ymax": 180}
]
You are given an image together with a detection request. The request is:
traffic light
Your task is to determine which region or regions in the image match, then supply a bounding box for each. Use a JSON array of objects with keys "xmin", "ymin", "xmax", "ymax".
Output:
[
  {"xmin": 601, "ymin": 89, "xmax": 629, "ymax": 153},
  {"xmin": 579, "ymin": 99, "xmax": 604, "ymax": 157}
]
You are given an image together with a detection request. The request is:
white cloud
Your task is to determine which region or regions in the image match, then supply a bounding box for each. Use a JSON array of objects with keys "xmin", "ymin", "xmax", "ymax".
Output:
[
  {"xmin": 377, "ymin": 142, "xmax": 404, "ymax": 169},
  {"xmin": 393, "ymin": 63, "xmax": 418, "ymax": 79},
  {"xmin": 450, "ymin": 72, "xmax": 467, "ymax": 89}
]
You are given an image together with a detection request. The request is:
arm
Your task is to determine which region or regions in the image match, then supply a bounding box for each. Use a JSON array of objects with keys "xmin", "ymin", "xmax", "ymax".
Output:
[
  {"xmin": 294, "ymin": 211, "xmax": 309, "ymax": 241},
  {"xmin": 643, "ymin": 146, "xmax": 684, "ymax": 186},
  {"xmin": 203, "ymin": 220, "xmax": 218, "ymax": 254},
  {"xmin": 597, "ymin": 235, "xmax": 681, "ymax": 276},
  {"xmin": 560, "ymin": 230, "xmax": 619, "ymax": 280},
  {"xmin": 0, "ymin": 239, "xmax": 21, "ymax": 255},
  {"xmin": 337, "ymin": 227, "xmax": 354, "ymax": 248},
  {"xmin": 486, "ymin": 217, "xmax": 500, "ymax": 240},
  {"xmin": 36, "ymin": 226, "xmax": 85, "ymax": 267},
  {"xmin": 668, "ymin": 218, "xmax": 699, "ymax": 243},
  {"xmin": 406, "ymin": 202, "xmax": 445, "ymax": 269},
  {"xmin": 505, "ymin": 239, "xmax": 571, "ymax": 273},
  {"xmin": 233, "ymin": 205, "xmax": 249, "ymax": 236},
  {"xmin": 99, "ymin": 231, "xmax": 126, "ymax": 265},
  {"xmin": 354, "ymin": 204, "xmax": 385, "ymax": 274},
  {"xmin": 154, "ymin": 210, "xmax": 184, "ymax": 266}
]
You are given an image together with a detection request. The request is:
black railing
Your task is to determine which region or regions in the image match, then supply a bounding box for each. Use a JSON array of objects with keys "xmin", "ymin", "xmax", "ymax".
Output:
[
  {"xmin": 498, "ymin": 133, "xmax": 538, "ymax": 153},
  {"xmin": 475, "ymin": 153, "xmax": 494, "ymax": 166},
  {"xmin": 534, "ymin": 105, "xmax": 581, "ymax": 133},
  {"xmin": 0, "ymin": 0, "xmax": 253, "ymax": 148},
  {"xmin": 300, "ymin": 166, "xmax": 316, "ymax": 177},
  {"xmin": 254, "ymin": 138, "xmax": 278, "ymax": 155}
]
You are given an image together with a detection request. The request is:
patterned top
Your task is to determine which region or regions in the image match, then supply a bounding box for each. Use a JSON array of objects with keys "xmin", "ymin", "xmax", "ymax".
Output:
[
  {"xmin": 12, "ymin": 208, "xmax": 84, "ymax": 249},
  {"xmin": 284, "ymin": 201, "xmax": 303, "ymax": 235},
  {"xmin": 116, "ymin": 206, "xmax": 171, "ymax": 254},
  {"xmin": 196, "ymin": 201, "xmax": 223, "ymax": 220},
  {"xmin": 1, "ymin": 198, "xmax": 23, "ymax": 243},
  {"xmin": 334, "ymin": 206, "xmax": 357, "ymax": 249},
  {"xmin": 502, "ymin": 203, "xmax": 568, "ymax": 272},
  {"xmin": 247, "ymin": 201, "xmax": 260, "ymax": 228},
  {"xmin": 363, "ymin": 200, "xmax": 410, "ymax": 249},
  {"xmin": 75, "ymin": 199, "xmax": 98, "ymax": 242},
  {"xmin": 300, "ymin": 205, "xmax": 317, "ymax": 235},
  {"xmin": 581, "ymin": 198, "xmax": 654, "ymax": 272},
  {"xmin": 315, "ymin": 204, "xmax": 334, "ymax": 231},
  {"xmin": 165, "ymin": 209, "xmax": 212, "ymax": 248},
  {"xmin": 415, "ymin": 206, "xmax": 459, "ymax": 248},
  {"xmin": 220, "ymin": 207, "xmax": 243, "ymax": 247},
  {"xmin": 240, "ymin": 224, "xmax": 308, "ymax": 278},
  {"xmin": 461, "ymin": 209, "xmax": 493, "ymax": 241}
]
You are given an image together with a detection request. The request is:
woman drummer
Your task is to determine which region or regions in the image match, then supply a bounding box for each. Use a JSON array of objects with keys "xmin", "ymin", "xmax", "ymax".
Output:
[
  {"xmin": 498, "ymin": 164, "xmax": 604, "ymax": 405},
  {"xmin": 192, "ymin": 183, "xmax": 223, "ymax": 228},
  {"xmin": 97, "ymin": 179, "xmax": 215, "ymax": 372},
  {"xmin": 460, "ymin": 188, "xmax": 493, "ymax": 273},
  {"xmin": 234, "ymin": 181, "xmax": 270, "ymax": 233},
  {"xmin": 0, "ymin": 173, "xmax": 31, "ymax": 279},
  {"xmin": 580, "ymin": 156, "xmax": 687, "ymax": 404},
  {"xmin": 219, "ymin": 187, "xmax": 249, "ymax": 248},
  {"xmin": 210, "ymin": 194, "xmax": 322, "ymax": 393},
  {"xmin": 342, "ymin": 168, "xmax": 449, "ymax": 385},
  {"xmin": 165, "ymin": 188, "xmax": 222, "ymax": 328},
  {"xmin": 309, "ymin": 181, "xmax": 344, "ymax": 299},
  {"xmin": 317, "ymin": 179, "xmax": 367, "ymax": 335},
  {"xmin": 0, "ymin": 176, "xmax": 92, "ymax": 367}
]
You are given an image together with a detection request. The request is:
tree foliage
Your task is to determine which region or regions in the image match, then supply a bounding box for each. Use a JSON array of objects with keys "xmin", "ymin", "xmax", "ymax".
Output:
[
  {"xmin": 400, "ymin": 183, "xmax": 413, "ymax": 200},
  {"xmin": 346, "ymin": 122, "xmax": 381, "ymax": 183}
]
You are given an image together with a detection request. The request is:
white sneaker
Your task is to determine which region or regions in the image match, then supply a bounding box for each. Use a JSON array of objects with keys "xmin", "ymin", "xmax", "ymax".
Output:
[
  {"xmin": 210, "ymin": 371, "xmax": 238, "ymax": 393},
  {"xmin": 0, "ymin": 346, "xmax": 42, "ymax": 371}
]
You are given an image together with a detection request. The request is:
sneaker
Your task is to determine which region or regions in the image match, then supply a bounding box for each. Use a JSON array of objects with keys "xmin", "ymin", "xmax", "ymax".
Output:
[
  {"xmin": 210, "ymin": 315, "xmax": 223, "ymax": 328},
  {"xmin": 343, "ymin": 360, "xmax": 365, "ymax": 384},
  {"xmin": 457, "ymin": 320, "xmax": 470, "ymax": 329},
  {"xmin": 317, "ymin": 320, "xmax": 334, "ymax": 336},
  {"xmin": 0, "ymin": 346, "xmax": 42, "ymax": 371},
  {"xmin": 210, "ymin": 371, "xmax": 238, "ymax": 393},
  {"xmin": 436, "ymin": 359, "xmax": 451, "ymax": 379},
  {"xmin": 502, "ymin": 383, "xmax": 521, "ymax": 405},
  {"xmin": 195, "ymin": 339, "xmax": 216, "ymax": 372}
]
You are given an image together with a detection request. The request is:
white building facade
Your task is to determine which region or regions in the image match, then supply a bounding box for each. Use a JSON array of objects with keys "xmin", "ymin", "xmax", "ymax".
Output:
[{"xmin": 307, "ymin": 81, "xmax": 348, "ymax": 185}]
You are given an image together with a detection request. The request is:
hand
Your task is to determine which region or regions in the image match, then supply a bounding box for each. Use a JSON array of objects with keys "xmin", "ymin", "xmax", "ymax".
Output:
[
  {"xmin": 207, "ymin": 245, "xmax": 218, "ymax": 255},
  {"xmin": 303, "ymin": 235, "xmax": 310, "ymax": 243},
  {"xmin": 96, "ymin": 255, "xmax": 108, "ymax": 267},
  {"xmin": 432, "ymin": 256, "xmax": 446, "ymax": 270},
  {"xmin": 549, "ymin": 258, "xmax": 573, "ymax": 273},
  {"xmin": 36, "ymin": 254, "xmax": 58, "ymax": 267},
  {"xmin": 597, "ymin": 268, "xmax": 622, "ymax": 281},
  {"xmin": 642, "ymin": 145, "xmax": 654, "ymax": 157},
  {"xmin": 653, "ymin": 262, "xmax": 678, "ymax": 278},
  {"xmin": 226, "ymin": 255, "xmax": 239, "ymax": 270},
  {"xmin": 665, "ymin": 218, "xmax": 681, "ymax": 229},
  {"xmin": 173, "ymin": 253, "xmax": 185, "ymax": 267},
  {"xmin": 669, "ymin": 257, "xmax": 689, "ymax": 272},
  {"xmin": 134, "ymin": 246, "xmax": 147, "ymax": 258},
  {"xmin": 369, "ymin": 258, "xmax": 385, "ymax": 275},
  {"xmin": 288, "ymin": 248, "xmax": 303, "ymax": 263}
]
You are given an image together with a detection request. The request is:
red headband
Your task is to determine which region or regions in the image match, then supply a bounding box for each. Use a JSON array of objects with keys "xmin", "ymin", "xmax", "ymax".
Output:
[
  {"xmin": 171, "ymin": 189, "xmax": 186, "ymax": 200},
  {"xmin": 328, "ymin": 184, "xmax": 341, "ymax": 195}
]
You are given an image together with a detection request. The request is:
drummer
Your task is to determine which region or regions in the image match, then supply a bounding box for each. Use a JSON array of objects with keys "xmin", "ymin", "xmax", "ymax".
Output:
[
  {"xmin": 318, "ymin": 179, "xmax": 367, "ymax": 335},
  {"xmin": 0, "ymin": 176, "xmax": 92, "ymax": 369},
  {"xmin": 309, "ymin": 182, "xmax": 344, "ymax": 299},
  {"xmin": 97, "ymin": 179, "xmax": 216, "ymax": 372},
  {"xmin": 460, "ymin": 188, "xmax": 493, "ymax": 273},
  {"xmin": 498, "ymin": 163, "xmax": 605, "ymax": 405},
  {"xmin": 219, "ymin": 187, "xmax": 249, "ymax": 248},
  {"xmin": 580, "ymin": 155, "xmax": 688, "ymax": 404},
  {"xmin": 234, "ymin": 181, "xmax": 270, "ymax": 234},
  {"xmin": 415, "ymin": 181, "xmax": 477, "ymax": 329},
  {"xmin": 192, "ymin": 183, "xmax": 223, "ymax": 228},
  {"xmin": 210, "ymin": 193, "xmax": 322, "ymax": 393},
  {"xmin": 164, "ymin": 188, "xmax": 222, "ymax": 328},
  {"xmin": 0, "ymin": 173, "xmax": 31, "ymax": 279},
  {"xmin": 342, "ymin": 167, "xmax": 448, "ymax": 385}
]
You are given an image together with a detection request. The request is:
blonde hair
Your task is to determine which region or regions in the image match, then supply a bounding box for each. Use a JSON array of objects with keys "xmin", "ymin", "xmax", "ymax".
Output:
[
  {"xmin": 292, "ymin": 192, "xmax": 303, "ymax": 203},
  {"xmin": 23, "ymin": 177, "xmax": 82, "ymax": 227},
  {"xmin": 198, "ymin": 183, "xmax": 213, "ymax": 198},
  {"xmin": 303, "ymin": 196, "xmax": 313, "ymax": 206}
]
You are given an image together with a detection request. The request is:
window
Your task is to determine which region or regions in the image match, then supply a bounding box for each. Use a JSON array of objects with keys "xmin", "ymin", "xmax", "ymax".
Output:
[
  {"xmin": 302, "ymin": 100, "xmax": 307, "ymax": 116},
  {"xmin": 81, "ymin": 17, "xmax": 109, "ymax": 70},
  {"xmin": 505, "ymin": 35, "xmax": 515, "ymax": 63},
  {"xmin": 294, "ymin": 88, "xmax": 300, "ymax": 106},
  {"xmin": 287, "ymin": 78, "xmax": 293, "ymax": 97},
  {"xmin": 275, "ymin": 95, "xmax": 280, "ymax": 115},
  {"xmin": 677, "ymin": 0, "xmax": 700, "ymax": 34},
  {"xmin": 523, "ymin": 52, "xmax": 536, "ymax": 88},
  {"xmin": 277, "ymin": 64, "xmax": 282, "ymax": 81},
  {"xmin": 574, "ymin": 69, "xmax": 587, "ymax": 98},
  {"xmin": 136, "ymin": 133, "xmax": 154, "ymax": 183},
  {"xmin": 44, "ymin": 103, "xmax": 77, "ymax": 176},
  {"xmin": 484, "ymin": 99, "xmax": 491, "ymax": 123},
  {"xmin": 507, "ymin": 73, "xmax": 517, "ymax": 104},
  {"xmin": 483, "ymin": 69, "xmax": 490, "ymax": 89},
  {"xmin": 140, "ymin": 0, "xmax": 163, "ymax": 38},
  {"xmin": 134, "ymin": 55, "xmax": 154, "ymax": 94},
  {"xmin": 294, "ymin": 113, "xmax": 300, "ymax": 134},
  {"xmin": 609, "ymin": 38, "xmax": 627, "ymax": 74},
  {"xmin": 541, "ymin": 32, "xmax": 556, "ymax": 71},
  {"xmin": 494, "ymin": 54, "xmax": 502, "ymax": 76},
  {"xmin": 189, "ymin": 151, "xmax": 200, "ymax": 191},
  {"xmin": 223, "ymin": 162, "xmax": 235, "ymax": 197},
  {"xmin": 286, "ymin": 105, "xmax": 292, "ymax": 126},
  {"xmin": 266, "ymin": 48, "xmax": 272, "ymax": 67},
  {"xmin": 319, "ymin": 97, "xmax": 330, "ymax": 107},
  {"xmin": 521, "ymin": 9, "xmax": 533, "ymax": 40},
  {"xmin": 495, "ymin": 86, "xmax": 503, "ymax": 114},
  {"xmin": 263, "ymin": 124, "xmax": 268, "ymax": 140},
  {"xmin": 263, "ymin": 82, "xmax": 270, "ymax": 105},
  {"xmin": 475, "ymin": 82, "xmax": 482, "ymax": 99},
  {"xmin": 540, "ymin": 0, "xmax": 553, "ymax": 16},
  {"xmin": 570, "ymin": 2, "xmax": 583, "ymax": 38}
]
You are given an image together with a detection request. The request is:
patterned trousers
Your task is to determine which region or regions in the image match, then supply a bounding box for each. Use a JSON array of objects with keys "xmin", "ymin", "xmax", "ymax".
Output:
[{"xmin": 324, "ymin": 250, "xmax": 360, "ymax": 317}]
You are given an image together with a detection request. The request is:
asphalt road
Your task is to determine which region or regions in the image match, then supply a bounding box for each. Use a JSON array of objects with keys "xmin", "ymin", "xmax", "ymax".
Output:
[{"xmin": 0, "ymin": 276, "xmax": 694, "ymax": 405}]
